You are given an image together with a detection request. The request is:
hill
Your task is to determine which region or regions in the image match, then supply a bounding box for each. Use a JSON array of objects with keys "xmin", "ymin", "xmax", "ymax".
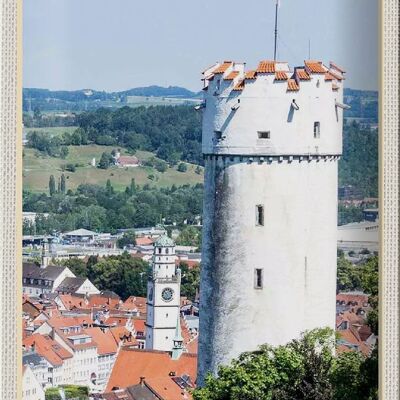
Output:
[
  {"xmin": 23, "ymin": 86, "xmax": 200, "ymax": 112},
  {"xmin": 23, "ymin": 142, "xmax": 203, "ymax": 193}
]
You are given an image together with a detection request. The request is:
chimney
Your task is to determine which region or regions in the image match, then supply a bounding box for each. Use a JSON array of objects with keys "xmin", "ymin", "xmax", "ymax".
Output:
[{"xmin": 139, "ymin": 376, "xmax": 145, "ymax": 386}]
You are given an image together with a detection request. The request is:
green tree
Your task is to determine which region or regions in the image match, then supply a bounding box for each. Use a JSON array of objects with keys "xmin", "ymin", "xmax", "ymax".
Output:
[
  {"xmin": 49, "ymin": 175, "xmax": 56, "ymax": 196},
  {"xmin": 117, "ymin": 231, "xmax": 136, "ymax": 249},
  {"xmin": 195, "ymin": 165, "xmax": 202, "ymax": 175},
  {"xmin": 176, "ymin": 226, "xmax": 201, "ymax": 247},
  {"xmin": 180, "ymin": 262, "xmax": 200, "ymax": 301},
  {"xmin": 194, "ymin": 328, "xmax": 335, "ymax": 400},
  {"xmin": 60, "ymin": 174, "xmax": 66, "ymax": 194},
  {"xmin": 177, "ymin": 162, "xmax": 188, "ymax": 172},
  {"xmin": 106, "ymin": 179, "xmax": 114, "ymax": 196},
  {"xmin": 130, "ymin": 178, "xmax": 136, "ymax": 195},
  {"xmin": 60, "ymin": 146, "xmax": 69, "ymax": 159},
  {"xmin": 98, "ymin": 152, "xmax": 113, "ymax": 169}
]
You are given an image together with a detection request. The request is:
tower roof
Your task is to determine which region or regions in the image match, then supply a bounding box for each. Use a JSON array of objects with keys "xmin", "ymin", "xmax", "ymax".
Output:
[{"xmin": 155, "ymin": 235, "xmax": 175, "ymax": 247}]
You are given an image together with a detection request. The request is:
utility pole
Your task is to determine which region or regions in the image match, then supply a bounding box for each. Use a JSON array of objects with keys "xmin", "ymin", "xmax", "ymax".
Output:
[{"xmin": 273, "ymin": 0, "xmax": 279, "ymax": 61}]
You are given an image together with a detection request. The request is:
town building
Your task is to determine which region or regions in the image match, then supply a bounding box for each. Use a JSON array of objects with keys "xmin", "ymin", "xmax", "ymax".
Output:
[
  {"xmin": 145, "ymin": 236, "xmax": 181, "ymax": 352},
  {"xmin": 22, "ymin": 364, "xmax": 46, "ymax": 400},
  {"xmin": 198, "ymin": 59, "xmax": 346, "ymax": 382}
]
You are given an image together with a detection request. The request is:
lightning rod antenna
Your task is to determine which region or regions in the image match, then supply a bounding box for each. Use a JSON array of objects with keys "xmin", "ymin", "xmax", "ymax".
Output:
[{"xmin": 273, "ymin": 0, "xmax": 279, "ymax": 61}]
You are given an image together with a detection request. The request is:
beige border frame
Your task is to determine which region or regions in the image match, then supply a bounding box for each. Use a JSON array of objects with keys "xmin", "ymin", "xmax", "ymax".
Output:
[
  {"xmin": 380, "ymin": 0, "xmax": 399, "ymax": 398},
  {"xmin": 0, "ymin": 0, "xmax": 22, "ymax": 398},
  {"xmin": 0, "ymin": 0, "xmax": 398, "ymax": 399}
]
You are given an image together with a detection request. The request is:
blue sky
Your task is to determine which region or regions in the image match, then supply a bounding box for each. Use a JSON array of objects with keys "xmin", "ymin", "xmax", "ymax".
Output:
[{"xmin": 24, "ymin": 0, "xmax": 378, "ymax": 92}]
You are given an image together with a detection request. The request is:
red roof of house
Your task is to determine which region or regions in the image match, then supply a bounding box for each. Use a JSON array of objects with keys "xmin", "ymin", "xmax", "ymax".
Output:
[
  {"xmin": 23, "ymin": 334, "xmax": 73, "ymax": 366},
  {"xmin": 295, "ymin": 69, "xmax": 311, "ymax": 80},
  {"xmin": 257, "ymin": 60, "xmax": 275, "ymax": 73},
  {"xmin": 57, "ymin": 294, "xmax": 87, "ymax": 310},
  {"xmin": 106, "ymin": 348, "xmax": 197, "ymax": 391},
  {"xmin": 136, "ymin": 237, "xmax": 154, "ymax": 246},
  {"xmin": 83, "ymin": 327, "xmax": 118, "ymax": 355},
  {"xmin": 122, "ymin": 296, "xmax": 147, "ymax": 314},
  {"xmin": 275, "ymin": 71, "xmax": 288, "ymax": 81},
  {"xmin": 304, "ymin": 60, "xmax": 326, "ymax": 74},
  {"xmin": 118, "ymin": 156, "xmax": 139, "ymax": 166},
  {"xmin": 224, "ymin": 71, "xmax": 239, "ymax": 81},
  {"xmin": 133, "ymin": 319, "xmax": 146, "ymax": 334},
  {"xmin": 145, "ymin": 377, "xmax": 193, "ymax": 400},
  {"xmin": 245, "ymin": 70, "xmax": 257, "ymax": 79},
  {"xmin": 213, "ymin": 61, "xmax": 233, "ymax": 74},
  {"xmin": 287, "ymin": 79, "xmax": 299, "ymax": 91}
]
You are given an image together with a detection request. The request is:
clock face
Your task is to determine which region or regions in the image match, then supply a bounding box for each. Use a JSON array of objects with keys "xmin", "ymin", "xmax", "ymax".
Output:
[{"xmin": 161, "ymin": 287, "xmax": 174, "ymax": 302}]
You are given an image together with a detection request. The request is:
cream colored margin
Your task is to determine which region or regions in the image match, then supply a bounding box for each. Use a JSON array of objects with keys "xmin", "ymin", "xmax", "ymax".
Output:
[
  {"xmin": 0, "ymin": 0, "xmax": 22, "ymax": 398},
  {"xmin": 380, "ymin": 0, "xmax": 400, "ymax": 398}
]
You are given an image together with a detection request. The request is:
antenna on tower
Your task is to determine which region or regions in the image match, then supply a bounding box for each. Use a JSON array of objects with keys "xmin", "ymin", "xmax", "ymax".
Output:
[
  {"xmin": 273, "ymin": 0, "xmax": 279, "ymax": 61},
  {"xmin": 308, "ymin": 38, "xmax": 311, "ymax": 59}
]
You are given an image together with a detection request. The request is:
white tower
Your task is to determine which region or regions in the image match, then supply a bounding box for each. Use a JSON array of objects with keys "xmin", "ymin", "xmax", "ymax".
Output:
[
  {"xmin": 198, "ymin": 59, "xmax": 346, "ymax": 382},
  {"xmin": 145, "ymin": 235, "xmax": 181, "ymax": 351}
]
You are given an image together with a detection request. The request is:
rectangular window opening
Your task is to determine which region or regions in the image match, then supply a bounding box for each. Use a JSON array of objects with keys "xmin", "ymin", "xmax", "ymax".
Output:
[
  {"xmin": 258, "ymin": 131, "xmax": 270, "ymax": 139},
  {"xmin": 256, "ymin": 205, "xmax": 264, "ymax": 226},
  {"xmin": 314, "ymin": 122, "xmax": 320, "ymax": 138},
  {"xmin": 254, "ymin": 268, "xmax": 263, "ymax": 289}
]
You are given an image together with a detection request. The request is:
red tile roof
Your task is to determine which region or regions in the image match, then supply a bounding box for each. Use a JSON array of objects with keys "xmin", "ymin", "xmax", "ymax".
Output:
[
  {"xmin": 46, "ymin": 315, "xmax": 93, "ymax": 329},
  {"xmin": 324, "ymin": 72, "xmax": 335, "ymax": 81},
  {"xmin": 330, "ymin": 61, "xmax": 346, "ymax": 73},
  {"xmin": 57, "ymin": 294, "xmax": 87, "ymax": 310},
  {"xmin": 135, "ymin": 237, "xmax": 154, "ymax": 246},
  {"xmin": 23, "ymin": 334, "xmax": 73, "ymax": 366},
  {"xmin": 257, "ymin": 60, "xmax": 275, "ymax": 73},
  {"xmin": 275, "ymin": 71, "xmax": 288, "ymax": 81},
  {"xmin": 295, "ymin": 69, "xmax": 311, "ymax": 80},
  {"xmin": 145, "ymin": 377, "xmax": 192, "ymax": 400},
  {"xmin": 122, "ymin": 296, "xmax": 147, "ymax": 314},
  {"xmin": 88, "ymin": 295, "xmax": 120, "ymax": 309},
  {"xmin": 213, "ymin": 61, "xmax": 233, "ymax": 74},
  {"xmin": 83, "ymin": 327, "xmax": 118, "ymax": 355},
  {"xmin": 304, "ymin": 60, "xmax": 326, "ymax": 74},
  {"xmin": 106, "ymin": 348, "xmax": 197, "ymax": 391},
  {"xmin": 133, "ymin": 319, "xmax": 146, "ymax": 334},
  {"xmin": 328, "ymin": 69, "xmax": 344, "ymax": 81},
  {"xmin": 224, "ymin": 71, "xmax": 239, "ymax": 80},
  {"xmin": 245, "ymin": 70, "xmax": 257, "ymax": 80},
  {"xmin": 287, "ymin": 79, "xmax": 299, "ymax": 91}
]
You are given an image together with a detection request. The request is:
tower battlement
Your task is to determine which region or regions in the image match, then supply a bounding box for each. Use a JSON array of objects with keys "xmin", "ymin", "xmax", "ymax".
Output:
[{"xmin": 201, "ymin": 60, "xmax": 346, "ymax": 157}]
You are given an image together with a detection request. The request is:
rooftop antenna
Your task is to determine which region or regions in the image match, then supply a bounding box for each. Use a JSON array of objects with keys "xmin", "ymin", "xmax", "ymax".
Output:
[
  {"xmin": 308, "ymin": 38, "xmax": 311, "ymax": 59},
  {"xmin": 273, "ymin": 0, "xmax": 279, "ymax": 61}
]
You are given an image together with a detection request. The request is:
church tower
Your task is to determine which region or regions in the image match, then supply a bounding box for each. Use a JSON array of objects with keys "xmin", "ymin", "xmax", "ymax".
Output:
[
  {"xmin": 197, "ymin": 59, "xmax": 346, "ymax": 383},
  {"xmin": 145, "ymin": 235, "xmax": 181, "ymax": 352}
]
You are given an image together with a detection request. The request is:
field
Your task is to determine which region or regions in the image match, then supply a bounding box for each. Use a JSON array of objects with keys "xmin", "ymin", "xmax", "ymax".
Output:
[
  {"xmin": 23, "ymin": 144, "xmax": 203, "ymax": 193},
  {"xmin": 24, "ymin": 126, "xmax": 77, "ymax": 138}
]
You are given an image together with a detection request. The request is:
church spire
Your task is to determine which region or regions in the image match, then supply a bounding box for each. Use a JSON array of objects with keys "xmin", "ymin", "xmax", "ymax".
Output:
[{"xmin": 171, "ymin": 315, "xmax": 184, "ymax": 360}]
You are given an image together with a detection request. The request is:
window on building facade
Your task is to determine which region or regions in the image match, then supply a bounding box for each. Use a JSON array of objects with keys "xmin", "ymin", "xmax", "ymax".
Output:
[
  {"xmin": 314, "ymin": 122, "xmax": 320, "ymax": 138},
  {"xmin": 258, "ymin": 131, "xmax": 270, "ymax": 139},
  {"xmin": 256, "ymin": 205, "xmax": 264, "ymax": 226},
  {"xmin": 158, "ymin": 247, "xmax": 162, "ymax": 254},
  {"xmin": 254, "ymin": 268, "xmax": 263, "ymax": 289}
]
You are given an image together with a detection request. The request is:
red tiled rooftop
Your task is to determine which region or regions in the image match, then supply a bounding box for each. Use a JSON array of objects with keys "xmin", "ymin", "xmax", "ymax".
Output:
[
  {"xmin": 296, "ymin": 68, "xmax": 311, "ymax": 80},
  {"xmin": 135, "ymin": 237, "xmax": 154, "ymax": 246},
  {"xmin": 213, "ymin": 61, "xmax": 233, "ymax": 74},
  {"xmin": 287, "ymin": 79, "xmax": 299, "ymax": 91},
  {"xmin": 275, "ymin": 71, "xmax": 288, "ymax": 81},
  {"xmin": 145, "ymin": 377, "xmax": 192, "ymax": 400},
  {"xmin": 305, "ymin": 60, "xmax": 326, "ymax": 74},
  {"xmin": 106, "ymin": 348, "xmax": 197, "ymax": 391},
  {"xmin": 330, "ymin": 61, "xmax": 346, "ymax": 73},
  {"xmin": 257, "ymin": 60, "xmax": 275, "ymax": 73},
  {"xmin": 224, "ymin": 71, "xmax": 239, "ymax": 80},
  {"xmin": 245, "ymin": 70, "xmax": 257, "ymax": 80},
  {"xmin": 83, "ymin": 327, "xmax": 118, "ymax": 355},
  {"xmin": 24, "ymin": 334, "xmax": 73, "ymax": 366}
]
